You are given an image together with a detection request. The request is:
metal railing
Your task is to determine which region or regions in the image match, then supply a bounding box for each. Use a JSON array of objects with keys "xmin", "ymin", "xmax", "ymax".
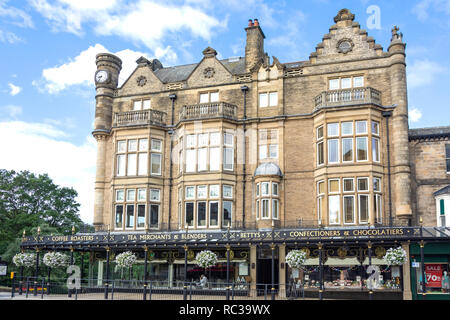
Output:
[
  {"xmin": 179, "ymin": 102, "xmax": 237, "ymax": 121},
  {"xmin": 11, "ymin": 276, "xmax": 403, "ymax": 300},
  {"xmin": 314, "ymin": 87, "xmax": 382, "ymax": 109},
  {"xmin": 9, "ymin": 276, "xmax": 311, "ymax": 301},
  {"xmin": 114, "ymin": 109, "xmax": 167, "ymax": 127}
]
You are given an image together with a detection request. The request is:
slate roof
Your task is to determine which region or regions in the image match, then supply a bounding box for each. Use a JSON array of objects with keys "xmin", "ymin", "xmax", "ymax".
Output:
[
  {"xmin": 434, "ymin": 185, "xmax": 450, "ymax": 197},
  {"xmin": 134, "ymin": 55, "xmax": 310, "ymax": 85},
  {"xmin": 409, "ymin": 126, "xmax": 450, "ymax": 140},
  {"xmin": 152, "ymin": 57, "xmax": 247, "ymax": 84}
]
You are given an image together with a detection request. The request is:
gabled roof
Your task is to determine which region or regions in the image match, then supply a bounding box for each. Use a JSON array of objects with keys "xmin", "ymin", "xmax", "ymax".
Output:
[{"xmin": 434, "ymin": 186, "xmax": 450, "ymax": 197}]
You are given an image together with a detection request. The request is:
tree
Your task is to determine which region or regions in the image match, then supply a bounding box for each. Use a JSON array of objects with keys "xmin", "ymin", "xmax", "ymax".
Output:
[{"xmin": 0, "ymin": 169, "xmax": 89, "ymax": 254}]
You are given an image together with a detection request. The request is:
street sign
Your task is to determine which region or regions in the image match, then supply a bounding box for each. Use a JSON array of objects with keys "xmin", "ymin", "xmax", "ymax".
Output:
[
  {"xmin": 0, "ymin": 265, "xmax": 7, "ymax": 276},
  {"xmin": 412, "ymin": 262, "xmax": 420, "ymax": 268}
]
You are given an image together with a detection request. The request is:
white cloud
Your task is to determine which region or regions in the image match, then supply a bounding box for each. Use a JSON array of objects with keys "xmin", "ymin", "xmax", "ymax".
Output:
[
  {"xmin": 29, "ymin": 0, "xmax": 225, "ymax": 60},
  {"xmin": 8, "ymin": 82, "xmax": 22, "ymax": 96},
  {"xmin": 0, "ymin": 29, "xmax": 22, "ymax": 43},
  {"xmin": 0, "ymin": 1, "xmax": 34, "ymax": 28},
  {"xmin": 0, "ymin": 120, "xmax": 96, "ymax": 223},
  {"xmin": 407, "ymin": 59, "xmax": 445, "ymax": 88},
  {"xmin": 33, "ymin": 44, "xmax": 150, "ymax": 94},
  {"xmin": 409, "ymin": 107, "xmax": 423, "ymax": 123}
]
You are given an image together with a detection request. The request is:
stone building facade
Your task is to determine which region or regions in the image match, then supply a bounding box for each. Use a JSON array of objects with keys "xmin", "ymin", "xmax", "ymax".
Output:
[
  {"xmin": 20, "ymin": 8, "xmax": 450, "ymax": 301},
  {"xmin": 409, "ymin": 127, "xmax": 450, "ymax": 227},
  {"xmin": 92, "ymin": 9, "xmax": 414, "ymax": 233}
]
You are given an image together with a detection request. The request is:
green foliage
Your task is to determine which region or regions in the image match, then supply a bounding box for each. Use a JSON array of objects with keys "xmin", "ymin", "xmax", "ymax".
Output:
[{"xmin": 0, "ymin": 169, "xmax": 90, "ymax": 258}]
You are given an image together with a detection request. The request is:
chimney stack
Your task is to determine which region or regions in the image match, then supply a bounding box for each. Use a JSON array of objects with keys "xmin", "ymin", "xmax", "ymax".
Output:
[{"xmin": 245, "ymin": 18, "xmax": 265, "ymax": 72}]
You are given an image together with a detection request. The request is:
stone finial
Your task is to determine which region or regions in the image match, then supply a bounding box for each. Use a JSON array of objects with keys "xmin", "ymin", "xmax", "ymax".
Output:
[
  {"xmin": 334, "ymin": 9, "xmax": 355, "ymax": 23},
  {"xmin": 202, "ymin": 47, "xmax": 217, "ymax": 58},
  {"xmin": 391, "ymin": 25, "xmax": 403, "ymax": 42}
]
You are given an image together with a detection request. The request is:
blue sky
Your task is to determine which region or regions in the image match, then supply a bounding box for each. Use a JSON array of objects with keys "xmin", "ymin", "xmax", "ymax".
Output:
[{"xmin": 0, "ymin": 0, "xmax": 449, "ymax": 223}]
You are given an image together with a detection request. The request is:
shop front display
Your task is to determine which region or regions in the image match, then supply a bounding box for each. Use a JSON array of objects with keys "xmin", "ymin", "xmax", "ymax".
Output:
[{"xmin": 410, "ymin": 242, "xmax": 450, "ymax": 300}]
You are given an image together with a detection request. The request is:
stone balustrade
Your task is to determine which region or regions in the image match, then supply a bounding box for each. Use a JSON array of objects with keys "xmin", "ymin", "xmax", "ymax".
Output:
[
  {"xmin": 180, "ymin": 102, "xmax": 237, "ymax": 121},
  {"xmin": 114, "ymin": 109, "xmax": 166, "ymax": 127},
  {"xmin": 314, "ymin": 87, "xmax": 381, "ymax": 109}
]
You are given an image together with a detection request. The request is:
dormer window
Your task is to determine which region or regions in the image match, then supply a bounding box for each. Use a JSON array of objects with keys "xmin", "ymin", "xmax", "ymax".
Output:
[{"xmin": 133, "ymin": 99, "xmax": 151, "ymax": 110}]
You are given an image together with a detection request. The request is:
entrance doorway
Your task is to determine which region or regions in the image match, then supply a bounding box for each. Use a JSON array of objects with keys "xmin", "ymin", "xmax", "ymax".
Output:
[{"xmin": 256, "ymin": 247, "xmax": 279, "ymax": 292}]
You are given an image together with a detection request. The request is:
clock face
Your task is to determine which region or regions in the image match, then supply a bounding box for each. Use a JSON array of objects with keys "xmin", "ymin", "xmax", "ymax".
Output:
[{"xmin": 95, "ymin": 70, "xmax": 109, "ymax": 83}]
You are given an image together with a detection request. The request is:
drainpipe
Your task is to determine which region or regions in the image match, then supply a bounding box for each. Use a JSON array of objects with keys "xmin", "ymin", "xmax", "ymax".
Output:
[
  {"xmin": 241, "ymin": 85, "xmax": 249, "ymax": 229},
  {"xmin": 168, "ymin": 94, "xmax": 177, "ymax": 231},
  {"xmin": 382, "ymin": 110, "xmax": 393, "ymax": 227}
]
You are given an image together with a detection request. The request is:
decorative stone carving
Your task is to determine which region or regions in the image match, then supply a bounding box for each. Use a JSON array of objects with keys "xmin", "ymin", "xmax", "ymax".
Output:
[
  {"xmin": 337, "ymin": 38, "xmax": 354, "ymax": 54},
  {"xmin": 137, "ymin": 75, "xmax": 147, "ymax": 87},
  {"xmin": 203, "ymin": 67, "xmax": 215, "ymax": 79},
  {"xmin": 391, "ymin": 25, "xmax": 403, "ymax": 42},
  {"xmin": 334, "ymin": 9, "xmax": 355, "ymax": 23}
]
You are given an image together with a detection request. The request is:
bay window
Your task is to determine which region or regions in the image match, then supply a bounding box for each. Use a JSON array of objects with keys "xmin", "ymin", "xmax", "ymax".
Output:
[
  {"xmin": 179, "ymin": 131, "xmax": 234, "ymax": 173},
  {"xmin": 180, "ymin": 184, "xmax": 234, "ymax": 229},
  {"xmin": 317, "ymin": 176, "xmax": 381, "ymax": 226},
  {"xmin": 255, "ymin": 181, "xmax": 280, "ymax": 221},
  {"xmin": 116, "ymin": 137, "xmax": 161, "ymax": 177},
  {"xmin": 316, "ymin": 119, "xmax": 380, "ymax": 165}
]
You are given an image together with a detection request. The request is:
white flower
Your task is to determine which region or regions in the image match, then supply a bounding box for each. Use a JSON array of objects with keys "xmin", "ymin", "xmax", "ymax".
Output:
[
  {"xmin": 195, "ymin": 250, "xmax": 218, "ymax": 269},
  {"xmin": 115, "ymin": 251, "xmax": 137, "ymax": 269},
  {"xmin": 12, "ymin": 253, "xmax": 36, "ymax": 268},
  {"xmin": 383, "ymin": 247, "xmax": 407, "ymax": 266},
  {"xmin": 42, "ymin": 252, "xmax": 70, "ymax": 268},
  {"xmin": 286, "ymin": 250, "xmax": 307, "ymax": 269}
]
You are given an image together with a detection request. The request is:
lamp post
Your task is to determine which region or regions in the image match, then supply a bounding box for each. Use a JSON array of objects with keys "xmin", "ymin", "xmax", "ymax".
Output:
[
  {"xmin": 143, "ymin": 246, "xmax": 148, "ymax": 300},
  {"xmin": 183, "ymin": 225, "xmax": 189, "ymax": 300},
  {"xmin": 68, "ymin": 247, "xmax": 74, "ymax": 298},
  {"xmin": 226, "ymin": 222, "xmax": 231, "ymax": 300},
  {"xmin": 34, "ymin": 226, "xmax": 41, "ymax": 296},
  {"xmin": 318, "ymin": 242, "xmax": 323, "ymax": 301},
  {"xmin": 271, "ymin": 220, "xmax": 275, "ymax": 301},
  {"xmin": 103, "ymin": 247, "xmax": 110, "ymax": 300},
  {"xmin": 419, "ymin": 217, "xmax": 426, "ymax": 299},
  {"xmin": 368, "ymin": 241, "xmax": 373, "ymax": 300}
]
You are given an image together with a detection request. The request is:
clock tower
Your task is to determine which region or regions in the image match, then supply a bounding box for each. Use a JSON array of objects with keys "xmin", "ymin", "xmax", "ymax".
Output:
[{"xmin": 93, "ymin": 53, "xmax": 122, "ymax": 230}]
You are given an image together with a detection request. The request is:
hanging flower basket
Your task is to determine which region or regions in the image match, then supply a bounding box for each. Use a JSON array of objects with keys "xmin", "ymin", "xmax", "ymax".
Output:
[
  {"xmin": 115, "ymin": 251, "xmax": 137, "ymax": 269},
  {"xmin": 195, "ymin": 250, "xmax": 218, "ymax": 269},
  {"xmin": 383, "ymin": 247, "xmax": 407, "ymax": 266},
  {"xmin": 286, "ymin": 250, "xmax": 307, "ymax": 269},
  {"xmin": 43, "ymin": 252, "xmax": 70, "ymax": 269},
  {"xmin": 12, "ymin": 253, "xmax": 36, "ymax": 268}
]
